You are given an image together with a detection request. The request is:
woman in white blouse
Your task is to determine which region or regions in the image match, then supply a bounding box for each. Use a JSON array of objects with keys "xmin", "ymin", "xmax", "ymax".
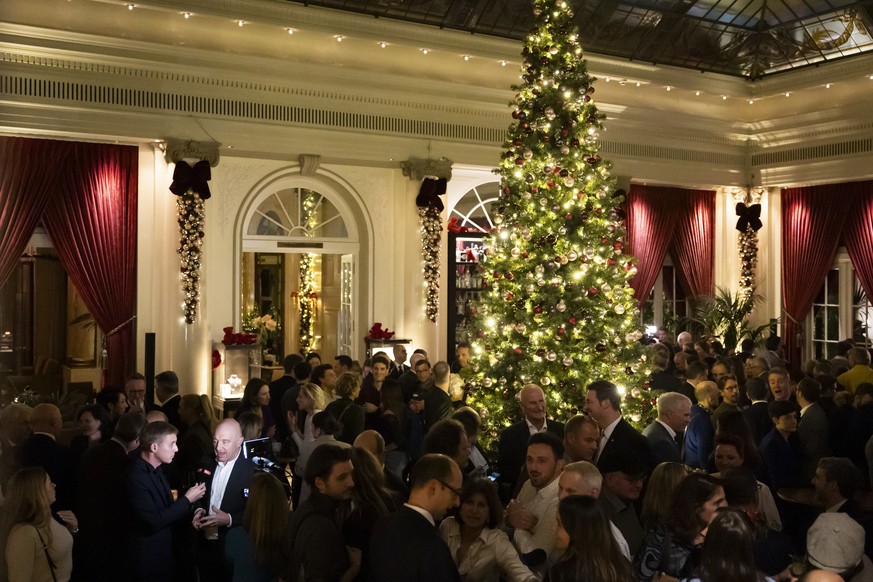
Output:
[
  {"xmin": 440, "ymin": 479, "xmax": 537, "ymax": 582},
  {"xmin": 1, "ymin": 467, "xmax": 78, "ymax": 582},
  {"xmin": 292, "ymin": 382, "xmax": 326, "ymax": 446}
]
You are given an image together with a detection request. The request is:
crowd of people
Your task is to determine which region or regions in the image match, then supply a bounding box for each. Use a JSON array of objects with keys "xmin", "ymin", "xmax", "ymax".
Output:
[{"xmin": 1, "ymin": 335, "xmax": 873, "ymax": 582}]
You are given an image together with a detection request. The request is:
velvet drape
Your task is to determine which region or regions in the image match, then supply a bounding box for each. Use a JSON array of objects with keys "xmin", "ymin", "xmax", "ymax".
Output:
[
  {"xmin": 780, "ymin": 183, "xmax": 859, "ymax": 369},
  {"xmin": 843, "ymin": 183, "xmax": 873, "ymax": 309},
  {"xmin": 0, "ymin": 138, "xmax": 64, "ymax": 287},
  {"xmin": 0, "ymin": 137, "xmax": 137, "ymax": 387},
  {"xmin": 625, "ymin": 185, "xmax": 715, "ymax": 306},
  {"xmin": 670, "ymin": 189, "xmax": 716, "ymax": 299}
]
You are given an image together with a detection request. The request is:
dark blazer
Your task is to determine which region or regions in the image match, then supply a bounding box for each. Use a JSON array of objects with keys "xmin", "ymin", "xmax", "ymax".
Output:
[
  {"xmin": 14, "ymin": 433, "xmax": 79, "ymax": 511},
  {"xmin": 198, "ymin": 453, "xmax": 256, "ymax": 531},
  {"xmin": 161, "ymin": 394, "xmax": 183, "ymax": 431},
  {"xmin": 760, "ymin": 428, "xmax": 805, "ymax": 490},
  {"xmin": 598, "ymin": 418, "xmax": 651, "ymax": 468},
  {"xmin": 369, "ymin": 506, "xmax": 460, "ymax": 582},
  {"xmin": 743, "ymin": 402, "xmax": 773, "ymax": 445},
  {"xmin": 324, "ymin": 397, "xmax": 366, "ymax": 445},
  {"xmin": 649, "ymin": 370, "xmax": 685, "ymax": 393},
  {"xmin": 497, "ymin": 419, "xmax": 565, "ymax": 494},
  {"xmin": 642, "ymin": 420, "xmax": 681, "ymax": 465},
  {"xmin": 125, "ymin": 455, "xmax": 193, "ymax": 581},
  {"xmin": 684, "ymin": 404, "xmax": 714, "ymax": 470},
  {"xmin": 798, "ymin": 402, "xmax": 830, "ymax": 479},
  {"xmin": 423, "ymin": 387, "xmax": 454, "ymax": 431},
  {"xmin": 76, "ymin": 439, "xmax": 134, "ymax": 581}
]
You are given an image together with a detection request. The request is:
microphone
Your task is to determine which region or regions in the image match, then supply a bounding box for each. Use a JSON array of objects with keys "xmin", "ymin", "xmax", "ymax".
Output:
[
  {"xmin": 251, "ymin": 456, "xmax": 281, "ymax": 471},
  {"xmin": 195, "ymin": 467, "xmax": 212, "ymax": 485}
]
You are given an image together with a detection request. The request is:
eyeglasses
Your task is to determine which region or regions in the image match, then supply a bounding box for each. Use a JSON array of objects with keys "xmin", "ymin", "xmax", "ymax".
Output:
[{"xmin": 437, "ymin": 479, "xmax": 462, "ymax": 499}]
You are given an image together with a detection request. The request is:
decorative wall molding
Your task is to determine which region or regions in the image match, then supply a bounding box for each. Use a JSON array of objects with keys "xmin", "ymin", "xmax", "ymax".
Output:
[
  {"xmin": 299, "ymin": 154, "xmax": 321, "ymax": 177},
  {"xmin": 401, "ymin": 157, "xmax": 454, "ymax": 181},
  {"xmin": 164, "ymin": 139, "xmax": 221, "ymax": 166}
]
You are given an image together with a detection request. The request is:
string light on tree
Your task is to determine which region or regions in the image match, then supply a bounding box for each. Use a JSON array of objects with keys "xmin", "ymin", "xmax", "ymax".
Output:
[
  {"xmin": 464, "ymin": 0, "xmax": 653, "ymax": 448},
  {"xmin": 298, "ymin": 192, "xmax": 319, "ymax": 354}
]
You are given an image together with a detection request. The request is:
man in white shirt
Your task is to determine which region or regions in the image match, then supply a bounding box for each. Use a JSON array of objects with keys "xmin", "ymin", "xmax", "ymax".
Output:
[
  {"xmin": 192, "ymin": 419, "xmax": 256, "ymax": 582},
  {"xmin": 506, "ymin": 432, "xmax": 565, "ymax": 576}
]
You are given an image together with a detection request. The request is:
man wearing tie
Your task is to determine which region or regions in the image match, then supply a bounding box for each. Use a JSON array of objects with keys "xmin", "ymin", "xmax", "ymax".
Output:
[
  {"xmin": 584, "ymin": 380, "xmax": 651, "ymax": 468},
  {"xmin": 125, "ymin": 421, "xmax": 206, "ymax": 582},
  {"xmin": 642, "ymin": 392, "xmax": 692, "ymax": 465}
]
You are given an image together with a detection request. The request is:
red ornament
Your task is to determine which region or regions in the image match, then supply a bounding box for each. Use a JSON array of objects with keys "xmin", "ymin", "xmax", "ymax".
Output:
[
  {"xmin": 515, "ymin": 158, "xmax": 525, "ymax": 166},
  {"xmin": 614, "ymin": 242, "xmax": 623, "ymax": 250},
  {"xmin": 558, "ymin": 328, "xmax": 566, "ymax": 335},
  {"xmin": 522, "ymin": 252, "xmax": 529, "ymax": 258},
  {"xmin": 607, "ymin": 259, "xmax": 616, "ymax": 266},
  {"xmin": 534, "ymin": 306, "xmax": 543, "ymax": 314},
  {"xmin": 547, "ymin": 180, "xmax": 556, "ymax": 189},
  {"xmin": 589, "ymin": 287, "xmax": 598, "ymax": 294},
  {"xmin": 494, "ymin": 273, "xmax": 503, "ymax": 279},
  {"xmin": 506, "ymin": 293, "xmax": 514, "ymax": 301},
  {"xmin": 515, "ymin": 348, "xmax": 523, "ymax": 355},
  {"xmin": 565, "ymin": 214, "xmax": 573, "ymax": 220},
  {"xmin": 569, "ymin": 317, "xmax": 577, "ymax": 324},
  {"xmin": 601, "ymin": 238, "xmax": 608, "ymax": 244}
]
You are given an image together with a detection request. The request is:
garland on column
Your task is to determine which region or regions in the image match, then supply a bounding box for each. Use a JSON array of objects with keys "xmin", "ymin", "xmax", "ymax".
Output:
[
  {"xmin": 298, "ymin": 191, "xmax": 319, "ymax": 353},
  {"xmin": 735, "ymin": 200, "xmax": 763, "ymax": 307},
  {"xmin": 169, "ymin": 161, "xmax": 212, "ymax": 324},
  {"xmin": 420, "ymin": 207, "xmax": 442, "ymax": 322},
  {"xmin": 416, "ymin": 177, "xmax": 447, "ymax": 322}
]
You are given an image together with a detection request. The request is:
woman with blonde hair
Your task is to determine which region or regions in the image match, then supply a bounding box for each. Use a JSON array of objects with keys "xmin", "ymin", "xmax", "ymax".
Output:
[
  {"xmin": 1, "ymin": 467, "xmax": 78, "ymax": 582},
  {"xmin": 292, "ymin": 382, "xmax": 326, "ymax": 445},
  {"xmin": 641, "ymin": 462, "xmax": 691, "ymax": 530},
  {"xmin": 225, "ymin": 472, "xmax": 290, "ymax": 582}
]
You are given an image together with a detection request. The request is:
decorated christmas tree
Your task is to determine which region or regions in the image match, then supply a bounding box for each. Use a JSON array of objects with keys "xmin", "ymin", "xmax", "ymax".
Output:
[{"xmin": 465, "ymin": 0, "xmax": 654, "ymax": 448}]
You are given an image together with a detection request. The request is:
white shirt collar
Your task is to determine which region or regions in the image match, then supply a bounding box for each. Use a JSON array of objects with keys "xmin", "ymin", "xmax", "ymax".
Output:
[
  {"xmin": 655, "ymin": 419, "xmax": 677, "ymax": 438},
  {"xmin": 525, "ymin": 416, "xmax": 548, "ymax": 435},
  {"xmin": 404, "ymin": 503, "xmax": 435, "ymax": 526}
]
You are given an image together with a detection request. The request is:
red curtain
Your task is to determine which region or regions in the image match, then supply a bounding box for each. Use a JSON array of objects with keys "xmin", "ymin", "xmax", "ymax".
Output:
[
  {"xmin": 625, "ymin": 185, "xmax": 715, "ymax": 306},
  {"xmin": 781, "ymin": 183, "xmax": 860, "ymax": 369},
  {"xmin": 671, "ymin": 189, "xmax": 716, "ymax": 298},
  {"xmin": 42, "ymin": 143, "xmax": 138, "ymax": 387},
  {"xmin": 626, "ymin": 185, "xmax": 681, "ymax": 306},
  {"xmin": 0, "ymin": 138, "xmax": 65, "ymax": 287},
  {"xmin": 844, "ymin": 183, "xmax": 873, "ymax": 305}
]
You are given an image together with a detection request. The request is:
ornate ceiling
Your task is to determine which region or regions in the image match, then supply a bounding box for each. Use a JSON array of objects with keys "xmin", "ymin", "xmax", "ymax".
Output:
[{"xmin": 284, "ymin": 0, "xmax": 873, "ymax": 78}]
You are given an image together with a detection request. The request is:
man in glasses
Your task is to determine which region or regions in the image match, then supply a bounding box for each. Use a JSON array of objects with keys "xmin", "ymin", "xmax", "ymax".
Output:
[
  {"xmin": 506, "ymin": 431, "xmax": 565, "ymax": 576},
  {"xmin": 369, "ymin": 454, "xmax": 462, "ymax": 582}
]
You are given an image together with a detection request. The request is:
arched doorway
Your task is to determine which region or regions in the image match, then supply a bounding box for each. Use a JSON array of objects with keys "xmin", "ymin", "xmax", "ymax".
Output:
[{"xmin": 236, "ymin": 170, "xmax": 371, "ymax": 363}]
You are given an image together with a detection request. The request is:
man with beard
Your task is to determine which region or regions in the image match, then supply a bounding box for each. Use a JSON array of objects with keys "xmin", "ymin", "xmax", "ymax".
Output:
[{"xmin": 506, "ymin": 431, "xmax": 565, "ymax": 575}]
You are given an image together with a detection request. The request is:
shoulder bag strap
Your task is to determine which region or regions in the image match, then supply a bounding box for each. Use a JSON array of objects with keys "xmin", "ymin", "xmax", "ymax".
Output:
[{"xmin": 34, "ymin": 527, "xmax": 59, "ymax": 582}]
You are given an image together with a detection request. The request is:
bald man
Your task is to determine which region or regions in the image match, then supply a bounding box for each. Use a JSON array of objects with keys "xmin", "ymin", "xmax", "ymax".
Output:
[
  {"xmin": 497, "ymin": 384, "xmax": 565, "ymax": 499},
  {"xmin": 14, "ymin": 403, "xmax": 78, "ymax": 510},
  {"xmin": 192, "ymin": 419, "xmax": 256, "ymax": 582},
  {"xmin": 354, "ymin": 429, "xmax": 409, "ymax": 500}
]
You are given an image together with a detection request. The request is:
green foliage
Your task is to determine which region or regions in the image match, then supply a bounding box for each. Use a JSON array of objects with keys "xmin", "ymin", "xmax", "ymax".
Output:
[
  {"xmin": 683, "ymin": 286, "xmax": 765, "ymax": 351},
  {"xmin": 464, "ymin": 0, "xmax": 654, "ymax": 452}
]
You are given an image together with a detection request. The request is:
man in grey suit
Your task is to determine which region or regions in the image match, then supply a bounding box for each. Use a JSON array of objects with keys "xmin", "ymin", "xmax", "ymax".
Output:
[
  {"xmin": 643, "ymin": 392, "xmax": 692, "ymax": 465},
  {"xmin": 797, "ymin": 377, "xmax": 831, "ymax": 479}
]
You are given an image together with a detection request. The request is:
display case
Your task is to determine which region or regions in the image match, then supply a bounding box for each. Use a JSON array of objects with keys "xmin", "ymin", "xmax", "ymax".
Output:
[
  {"xmin": 212, "ymin": 343, "xmax": 261, "ymax": 418},
  {"xmin": 447, "ymin": 231, "xmax": 487, "ymax": 359}
]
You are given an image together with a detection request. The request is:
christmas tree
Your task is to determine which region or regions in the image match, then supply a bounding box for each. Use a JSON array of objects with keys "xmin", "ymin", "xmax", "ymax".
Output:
[{"xmin": 465, "ymin": 0, "xmax": 654, "ymax": 449}]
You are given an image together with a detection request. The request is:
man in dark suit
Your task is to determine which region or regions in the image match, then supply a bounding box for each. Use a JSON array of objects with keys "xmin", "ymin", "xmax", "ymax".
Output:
[
  {"xmin": 584, "ymin": 380, "xmax": 650, "ymax": 468},
  {"xmin": 685, "ymin": 381, "xmax": 720, "ymax": 470},
  {"xmin": 743, "ymin": 377, "xmax": 773, "ymax": 445},
  {"xmin": 76, "ymin": 412, "xmax": 145, "ymax": 582},
  {"xmin": 125, "ymin": 421, "xmax": 206, "ymax": 582},
  {"xmin": 797, "ymin": 377, "xmax": 831, "ymax": 479},
  {"xmin": 643, "ymin": 392, "xmax": 691, "ymax": 465},
  {"xmin": 192, "ymin": 418, "xmax": 256, "ymax": 582},
  {"xmin": 812, "ymin": 457, "xmax": 864, "ymax": 515},
  {"xmin": 389, "ymin": 344, "xmax": 410, "ymax": 379},
  {"xmin": 269, "ymin": 354, "xmax": 303, "ymax": 440},
  {"xmin": 497, "ymin": 384, "xmax": 565, "ymax": 498},
  {"xmin": 423, "ymin": 361, "xmax": 454, "ymax": 431},
  {"xmin": 647, "ymin": 344, "xmax": 685, "ymax": 393},
  {"xmin": 14, "ymin": 403, "xmax": 79, "ymax": 511},
  {"xmin": 284, "ymin": 445, "xmax": 360, "ymax": 582},
  {"xmin": 155, "ymin": 370, "xmax": 183, "ymax": 431},
  {"xmin": 369, "ymin": 454, "xmax": 462, "ymax": 582}
]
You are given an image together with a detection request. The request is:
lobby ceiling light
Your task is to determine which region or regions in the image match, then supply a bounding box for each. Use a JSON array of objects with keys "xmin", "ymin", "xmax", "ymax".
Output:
[
  {"xmin": 181, "ymin": 11, "xmax": 191, "ymax": 19},
  {"xmin": 284, "ymin": 27, "xmax": 296, "ymax": 34},
  {"xmin": 236, "ymin": 20, "xmax": 246, "ymax": 27}
]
